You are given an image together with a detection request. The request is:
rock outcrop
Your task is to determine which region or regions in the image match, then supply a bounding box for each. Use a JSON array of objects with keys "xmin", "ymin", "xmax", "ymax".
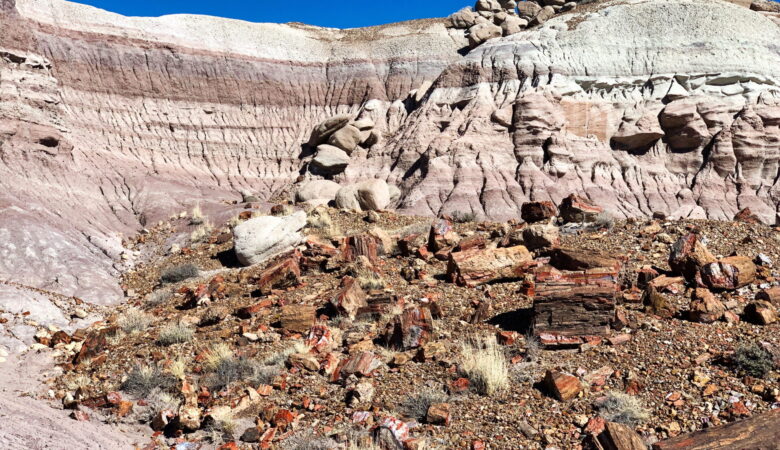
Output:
[{"xmin": 1, "ymin": 0, "xmax": 780, "ymax": 321}]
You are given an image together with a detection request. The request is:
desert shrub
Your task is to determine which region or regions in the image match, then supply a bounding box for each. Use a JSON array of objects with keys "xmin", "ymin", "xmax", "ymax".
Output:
[
  {"xmin": 734, "ymin": 343, "xmax": 774, "ymax": 377},
  {"xmin": 157, "ymin": 322, "xmax": 194, "ymax": 346},
  {"xmin": 251, "ymin": 364, "xmax": 281, "ymax": 386},
  {"xmin": 280, "ymin": 431, "xmax": 339, "ymax": 450},
  {"xmin": 203, "ymin": 344, "xmax": 255, "ymax": 391},
  {"xmin": 170, "ymin": 358, "xmax": 187, "ymax": 379},
  {"xmin": 458, "ymin": 337, "xmax": 509, "ymax": 396},
  {"xmin": 139, "ymin": 388, "xmax": 181, "ymax": 422},
  {"xmin": 593, "ymin": 211, "xmax": 615, "ymax": 230},
  {"xmin": 118, "ymin": 308, "xmax": 152, "ymax": 334},
  {"xmin": 597, "ymin": 391, "xmax": 650, "ymax": 427},
  {"xmin": 144, "ymin": 289, "xmax": 171, "ymax": 307},
  {"xmin": 121, "ymin": 365, "xmax": 178, "ymax": 397},
  {"xmin": 160, "ymin": 263, "xmax": 199, "ymax": 284},
  {"xmin": 399, "ymin": 388, "xmax": 448, "ymax": 421},
  {"xmin": 451, "ymin": 211, "xmax": 477, "ymax": 223},
  {"xmin": 261, "ymin": 342, "xmax": 309, "ymax": 367}
]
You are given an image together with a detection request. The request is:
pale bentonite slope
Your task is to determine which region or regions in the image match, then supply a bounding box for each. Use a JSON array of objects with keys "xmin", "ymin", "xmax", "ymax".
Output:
[
  {"xmin": 0, "ymin": 0, "xmax": 779, "ymax": 346},
  {"xmin": 0, "ymin": 0, "xmax": 464, "ymax": 325}
]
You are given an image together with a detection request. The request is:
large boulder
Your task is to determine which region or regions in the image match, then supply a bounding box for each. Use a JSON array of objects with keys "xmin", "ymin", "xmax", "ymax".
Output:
[
  {"xmin": 517, "ymin": 1, "xmax": 542, "ymax": 19},
  {"xmin": 335, "ymin": 179, "xmax": 394, "ymax": 211},
  {"xmin": 468, "ymin": 22, "xmax": 502, "ymax": 48},
  {"xmin": 308, "ymin": 115, "xmax": 352, "ymax": 146},
  {"xmin": 327, "ymin": 125, "xmax": 362, "ymax": 154},
  {"xmin": 310, "ymin": 145, "xmax": 350, "ymax": 175},
  {"xmin": 559, "ymin": 194, "xmax": 604, "ymax": 223},
  {"xmin": 449, "ymin": 7, "xmax": 480, "ymax": 28},
  {"xmin": 335, "ymin": 185, "xmax": 362, "ymax": 211},
  {"xmin": 233, "ymin": 211, "xmax": 307, "ymax": 266},
  {"xmin": 357, "ymin": 179, "xmax": 391, "ymax": 211},
  {"xmin": 295, "ymin": 180, "xmax": 342, "ymax": 204}
]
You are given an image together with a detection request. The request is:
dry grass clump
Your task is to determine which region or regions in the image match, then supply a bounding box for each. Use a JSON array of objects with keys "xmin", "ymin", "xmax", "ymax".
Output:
[
  {"xmin": 399, "ymin": 387, "xmax": 448, "ymax": 421},
  {"xmin": 597, "ymin": 391, "xmax": 650, "ymax": 426},
  {"xmin": 190, "ymin": 204, "xmax": 205, "ymax": 225},
  {"xmin": 160, "ymin": 263, "xmax": 199, "ymax": 284},
  {"xmin": 190, "ymin": 221, "xmax": 214, "ymax": 243},
  {"xmin": 140, "ymin": 388, "xmax": 182, "ymax": 422},
  {"xmin": 458, "ymin": 337, "xmax": 509, "ymax": 396},
  {"xmin": 118, "ymin": 308, "xmax": 152, "ymax": 334},
  {"xmin": 144, "ymin": 289, "xmax": 171, "ymax": 308},
  {"xmin": 121, "ymin": 365, "xmax": 178, "ymax": 397},
  {"xmin": 306, "ymin": 207, "xmax": 339, "ymax": 237},
  {"xmin": 203, "ymin": 344, "xmax": 272, "ymax": 390},
  {"xmin": 157, "ymin": 322, "xmax": 194, "ymax": 346}
]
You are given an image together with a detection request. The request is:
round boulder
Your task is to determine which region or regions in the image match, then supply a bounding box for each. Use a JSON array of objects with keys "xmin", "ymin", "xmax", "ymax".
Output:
[
  {"xmin": 295, "ymin": 180, "xmax": 342, "ymax": 204},
  {"xmin": 233, "ymin": 211, "xmax": 307, "ymax": 266},
  {"xmin": 310, "ymin": 145, "xmax": 350, "ymax": 175},
  {"xmin": 327, "ymin": 125, "xmax": 362, "ymax": 154},
  {"xmin": 308, "ymin": 114, "xmax": 352, "ymax": 146},
  {"xmin": 335, "ymin": 179, "xmax": 396, "ymax": 211}
]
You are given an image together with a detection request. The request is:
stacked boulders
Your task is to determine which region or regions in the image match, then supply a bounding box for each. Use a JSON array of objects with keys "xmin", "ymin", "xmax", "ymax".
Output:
[
  {"xmin": 449, "ymin": 0, "xmax": 581, "ymax": 48},
  {"xmin": 307, "ymin": 115, "xmax": 379, "ymax": 176}
]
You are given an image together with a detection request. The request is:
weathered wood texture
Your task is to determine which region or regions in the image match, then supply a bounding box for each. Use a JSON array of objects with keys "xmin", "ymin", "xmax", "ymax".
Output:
[
  {"xmin": 533, "ymin": 279, "xmax": 617, "ymax": 347},
  {"xmin": 653, "ymin": 409, "xmax": 780, "ymax": 450}
]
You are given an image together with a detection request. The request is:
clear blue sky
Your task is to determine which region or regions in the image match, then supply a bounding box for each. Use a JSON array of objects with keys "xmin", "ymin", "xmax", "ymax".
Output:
[{"xmin": 71, "ymin": 0, "xmax": 470, "ymax": 29}]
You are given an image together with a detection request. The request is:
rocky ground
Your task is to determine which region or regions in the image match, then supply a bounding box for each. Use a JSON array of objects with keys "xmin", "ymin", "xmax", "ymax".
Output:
[{"xmin": 28, "ymin": 197, "xmax": 779, "ymax": 450}]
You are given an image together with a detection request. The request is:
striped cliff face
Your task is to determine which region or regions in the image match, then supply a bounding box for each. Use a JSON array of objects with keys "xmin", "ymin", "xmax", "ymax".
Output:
[
  {"xmin": 1, "ymin": 0, "xmax": 780, "ymax": 307},
  {"xmin": 0, "ymin": 0, "xmax": 464, "ymax": 303}
]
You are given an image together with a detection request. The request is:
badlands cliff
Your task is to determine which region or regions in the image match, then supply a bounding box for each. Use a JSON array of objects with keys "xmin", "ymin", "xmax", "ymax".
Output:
[{"xmin": 0, "ymin": 0, "xmax": 779, "ymax": 313}]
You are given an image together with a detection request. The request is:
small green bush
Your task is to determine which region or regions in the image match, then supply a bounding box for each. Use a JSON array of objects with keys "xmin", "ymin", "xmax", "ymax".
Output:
[
  {"xmin": 160, "ymin": 263, "xmax": 199, "ymax": 284},
  {"xmin": 734, "ymin": 343, "xmax": 774, "ymax": 378}
]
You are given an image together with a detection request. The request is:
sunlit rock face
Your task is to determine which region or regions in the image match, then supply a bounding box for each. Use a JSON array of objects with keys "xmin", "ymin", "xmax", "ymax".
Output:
[{"xmin": 0, "ymin": 0, "xmax": 779, "ymax": 307}]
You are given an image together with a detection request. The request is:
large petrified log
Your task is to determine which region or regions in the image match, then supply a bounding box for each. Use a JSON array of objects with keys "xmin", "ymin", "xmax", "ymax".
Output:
[
  {"xmin": 697, "ymin": 255, "xmax": 757, "ymax": 290},
  {"xmin": 533, "ymin": 274, "xmax": 618, "ymax": 347},
  {"xmin": 652, "ymin": 409, "xmax": 780, "ymax": 449},
  {"xmin": 447, "ymin": 246, "xmax": 534, "ymax": 287}
]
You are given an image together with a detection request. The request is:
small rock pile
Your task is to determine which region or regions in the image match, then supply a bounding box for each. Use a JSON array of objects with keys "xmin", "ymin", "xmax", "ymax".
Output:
[
  {"xmin": 449, "ymin": 0, "xmax": 584, "ymax": 48},
  {"xmin": 306, "ymin": 114, "xmax": 379, "ymax": 176}
]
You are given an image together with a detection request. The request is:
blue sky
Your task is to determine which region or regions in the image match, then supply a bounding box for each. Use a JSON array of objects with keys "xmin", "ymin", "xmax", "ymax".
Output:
[{"xmin": 71, "ymin": 0, "xmax": 469, "ymax": 29}]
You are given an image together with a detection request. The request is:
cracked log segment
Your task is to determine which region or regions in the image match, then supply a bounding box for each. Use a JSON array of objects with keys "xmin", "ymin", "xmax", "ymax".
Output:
[
  {"xmin": 533, "ymin": 276, "xmax": 618, "ymax": 348},
  {"xmin": 652, "ymin": 409, "xmax": 780, "ymax": 450}
]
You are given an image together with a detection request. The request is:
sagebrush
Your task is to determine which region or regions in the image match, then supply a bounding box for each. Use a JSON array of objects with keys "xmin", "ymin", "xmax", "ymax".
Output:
[{"xmin": 160, "ymin": 263, "xmax": 199, "ymax": 284}]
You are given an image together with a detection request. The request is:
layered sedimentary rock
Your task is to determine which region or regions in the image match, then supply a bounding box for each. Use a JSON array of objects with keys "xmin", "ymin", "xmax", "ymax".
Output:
[
  {"xmin": 380, "ymin": 0, "xmax": 780, "ymax": 222},
  {"xmin": 1, "ymin": 0, "xmax": 779, "ymax": 317},
  {"xmin": 0, "ymin": 0, "xmax": 464, "ymax": 309}
]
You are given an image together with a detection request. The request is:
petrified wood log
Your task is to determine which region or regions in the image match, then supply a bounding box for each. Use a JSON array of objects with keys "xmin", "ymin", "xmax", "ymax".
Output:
[
  {"xmin": 533, "ymin": 280, "xmax": 617, "ymax": 347},
  {"xmin": 652, "ymin": 409, "xmax": 780, "ymax": 450}
]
